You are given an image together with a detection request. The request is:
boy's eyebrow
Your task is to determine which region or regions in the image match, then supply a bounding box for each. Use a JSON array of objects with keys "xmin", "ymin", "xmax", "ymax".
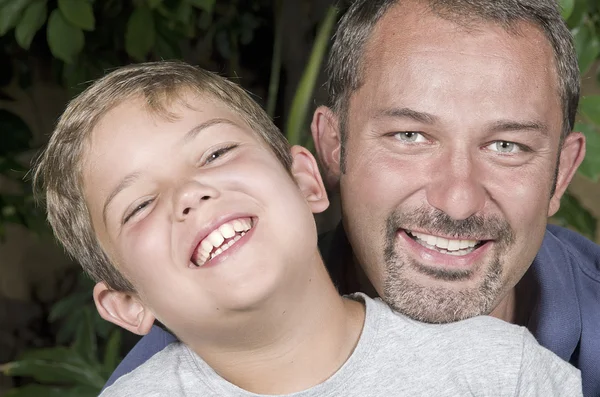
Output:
[
  {"xmin": 182, "ymin": 118, "xmax": 238, "ymax": 144},
  {"xmin": 101, "ymin": 118, "xmax": 238, "ymax": 225},
  {"xmin": 102, "ymin": 172, "xmax": 141, "ymax": 225}
]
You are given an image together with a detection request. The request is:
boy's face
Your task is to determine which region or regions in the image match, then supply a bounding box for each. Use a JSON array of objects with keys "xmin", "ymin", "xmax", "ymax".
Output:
[{"xmin": 83, "ymin": 93, "xmax": 327, "ymax": 340}]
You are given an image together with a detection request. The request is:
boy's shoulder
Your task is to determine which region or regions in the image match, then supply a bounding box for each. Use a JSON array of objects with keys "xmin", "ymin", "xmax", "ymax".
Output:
[
  {"xmin": 100, "ymin": 342, "xmax": 199, "ymax": 397},
  {"xmin": 363, "ymin": 295, "xmax": 581, "ymax": 395}
]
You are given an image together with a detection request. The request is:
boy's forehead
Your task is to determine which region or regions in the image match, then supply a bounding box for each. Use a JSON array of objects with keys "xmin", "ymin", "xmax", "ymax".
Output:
[{"xmin": 87, "ymin": 93, "xmax": 256, "ymax": 149}]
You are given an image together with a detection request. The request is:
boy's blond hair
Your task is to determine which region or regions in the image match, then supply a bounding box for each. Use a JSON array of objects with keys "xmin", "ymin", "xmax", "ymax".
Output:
[{"xmin": 33, "ymin": 61, "xmax": 292, "ymax": 292}]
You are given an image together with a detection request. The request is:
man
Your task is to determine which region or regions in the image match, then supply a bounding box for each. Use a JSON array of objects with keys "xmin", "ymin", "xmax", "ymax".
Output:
[{"xmin": 105, "ymin": 0, "xmax": 600, "ymax": 395}]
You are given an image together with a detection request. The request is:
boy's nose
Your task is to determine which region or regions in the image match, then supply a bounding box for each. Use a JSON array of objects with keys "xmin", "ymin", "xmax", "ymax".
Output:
[{"xmin": 173, "ymin": 180, "xmax": 220, "ymax": 221}]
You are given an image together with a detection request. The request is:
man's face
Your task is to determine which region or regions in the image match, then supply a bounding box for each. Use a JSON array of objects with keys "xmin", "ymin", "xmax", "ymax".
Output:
[
  {"xmin": 331, "ymin": 7, "xmax": 578, "ymax": 323},
  {"xmin": 84, "ymin": 94, "xmax": 321, "ymax": 340}
]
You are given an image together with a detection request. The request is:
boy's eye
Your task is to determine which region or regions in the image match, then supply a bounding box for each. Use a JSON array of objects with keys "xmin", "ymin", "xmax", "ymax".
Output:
[
  {"xmin": 123, "ymin": 199, "xmax": 152, "ymax": 224},
  {"xmin": 204, "ymin": 144, "xmax": 238, "ymax": 165}
]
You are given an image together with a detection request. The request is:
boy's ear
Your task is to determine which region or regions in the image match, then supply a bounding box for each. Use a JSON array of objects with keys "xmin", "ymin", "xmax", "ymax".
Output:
[
  {"xmin": 290, "ymin": 145, "xmax": 329, "ymax": 214},
  {"xmin": 93, "ymin": 282, "xmax": 155, "ymax": 335}
]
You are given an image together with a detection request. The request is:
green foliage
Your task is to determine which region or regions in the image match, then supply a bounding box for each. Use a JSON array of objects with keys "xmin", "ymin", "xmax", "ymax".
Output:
[
  {"xmin": 47, "ymin": 8, "xmax": 84, "ymax": 64},
  {"xmin": 125, "ymin": 6, "xmax": 155, "ymax": 61},
  {"xmin": 1, "ymin": 275, "xmax": 122, "ymax": 396},
  {"xmin": 57, "ymin": 0, "xmax": 95, "ymax": 31},
  {"xmin": 15, "ymin": 1, "xmax": 47, "ymax": 50},
  {"xmin": 553, "ymin": 0, "xmax": 600, "ymax": 239},
  {"xmin": 286, "ymin": 5, "xmax": 337, "ymax": 146}
]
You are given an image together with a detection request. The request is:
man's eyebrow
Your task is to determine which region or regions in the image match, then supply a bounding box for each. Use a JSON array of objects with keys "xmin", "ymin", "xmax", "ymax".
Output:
[
  {"xmin": 488, "ymin": 120, "xmax": 549, "ymax": 136},
  {"xmin": 182, "ymin": 118, "xmax": 238, "ymax": 145},
  {"xmin": 102, "ymin": 172, "xmax": 141, "ymax": 225},
  {"xmin": 375, "ymin": 107, "xmax": 439, "ymax": 124}
]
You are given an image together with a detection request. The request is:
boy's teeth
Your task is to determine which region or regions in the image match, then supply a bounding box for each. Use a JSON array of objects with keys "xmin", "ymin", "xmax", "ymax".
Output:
[
  {"xmin": 207, "ymin": 230, "xmax": 225, "ymax": 247},
  {"xmin": 410, "ymin": 231, "xmax": 479, "ymax": 253},
  {"xmin": 194, "ymin": 218, "xmax": 253, "ymax": 266},
  {"xmin": 201, "ymin": 239, "xmax": 213, "ymax": 252},
  {"xmin": 232, "ymin": 220, "xmax": 244, "ymax": 232},
  {"xmin": 219, "ymin": 223, "xmax": 236, "ymax": 238}
]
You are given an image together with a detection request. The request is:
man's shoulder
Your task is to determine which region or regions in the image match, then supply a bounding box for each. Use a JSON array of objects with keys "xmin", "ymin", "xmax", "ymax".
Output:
[{"xmin": 544, "ymin": 225, "xmax": 600, "ymax": 278}]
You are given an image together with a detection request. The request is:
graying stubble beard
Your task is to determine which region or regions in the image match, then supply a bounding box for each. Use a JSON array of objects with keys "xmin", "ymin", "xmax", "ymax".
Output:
[{"xmin": 382, "ymin": 208, "xmax": 514, "ymax": 324}]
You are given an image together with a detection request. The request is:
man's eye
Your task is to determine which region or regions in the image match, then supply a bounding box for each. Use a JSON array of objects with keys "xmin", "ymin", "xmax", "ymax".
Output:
[
  {"xmin": 486, "ymin": 141, "xmax": 521, "ymax": 154},
  {"xmin": 205, "ymin": 144, "xmax": 238, "ymax": 164},
  {"xmin": 123, "ymin": 200, "xmax": 152, "ymax": 224},
  {"xmin": 394, "ymin": 131, "xmax": 427, "ymax": 143}
]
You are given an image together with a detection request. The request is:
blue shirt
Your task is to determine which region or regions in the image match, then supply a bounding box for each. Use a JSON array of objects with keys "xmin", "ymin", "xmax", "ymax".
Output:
[{"xmin": 104, "ymin": 225, "xmax": 600, "ymax": 396}]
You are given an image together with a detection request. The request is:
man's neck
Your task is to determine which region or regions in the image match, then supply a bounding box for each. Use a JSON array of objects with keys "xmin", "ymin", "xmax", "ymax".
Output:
[
  {"xmin": 184, "ymin": 254, "xmax": 366, "ymax": 394},
  {"xmin": 490, "ymin": 269, "xmax": 537, "ymax": 326}
]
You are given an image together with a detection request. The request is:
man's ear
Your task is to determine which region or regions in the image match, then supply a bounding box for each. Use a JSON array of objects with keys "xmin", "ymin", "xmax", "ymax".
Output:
[
  {"xmin": 311, "ymin": 106, "xmax": 342, "ymax": 190},
  {"xmin": 93, "ymin": 282, "xmax": 155, "ymax": 335},
  {"xmin": 290, "ymin": 145, "xmax": 329, "ymax": 214},
  {"xmin": 548, "ymin": 132, "xmax": 586, "ymax": 216}
]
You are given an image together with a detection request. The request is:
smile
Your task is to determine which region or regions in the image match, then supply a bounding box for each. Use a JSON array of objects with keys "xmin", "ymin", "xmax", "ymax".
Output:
[
  {"xmin": 406, "ymin": 230, "xmax": 484, "ymax": 257},
  {"xmin": 191, "ymin": 217, "xmax": 254, "ymax": 266}
]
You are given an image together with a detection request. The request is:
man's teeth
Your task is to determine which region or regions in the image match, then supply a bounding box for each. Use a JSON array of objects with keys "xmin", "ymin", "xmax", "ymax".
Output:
[
  {"xmin": 409, "ymin": 231, "xmax": 479, "ymax": 254},
  {"xmin": 194, "ymin": 218, "xmax": 253, "ymax": 265}
]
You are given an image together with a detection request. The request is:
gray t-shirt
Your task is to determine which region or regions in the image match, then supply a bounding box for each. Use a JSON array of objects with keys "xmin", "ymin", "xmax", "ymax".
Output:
[{"xmin": 101, "ymin": 294, "xmax": 582, "ymax": 396}]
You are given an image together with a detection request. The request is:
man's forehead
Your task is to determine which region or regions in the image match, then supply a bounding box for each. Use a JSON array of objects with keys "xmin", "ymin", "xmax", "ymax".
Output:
[{"xmin": 369, "ymin": 2, "xmax": 552, "ymax": 54}]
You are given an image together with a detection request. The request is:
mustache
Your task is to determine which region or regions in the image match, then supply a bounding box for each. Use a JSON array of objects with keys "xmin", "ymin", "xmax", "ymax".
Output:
[{"xmin": 385, "ymin": 206, "xmax": 515, "ymax": 246}]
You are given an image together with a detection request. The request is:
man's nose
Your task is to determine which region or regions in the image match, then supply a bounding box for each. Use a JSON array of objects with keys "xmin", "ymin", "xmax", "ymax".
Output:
[
  {"xmin": 173, "ymin": 180, "xmax": 220, "ymax": 221},
  {"xmin": 426, "ymin": 151, "xmax": 486, "ymax": 221}
]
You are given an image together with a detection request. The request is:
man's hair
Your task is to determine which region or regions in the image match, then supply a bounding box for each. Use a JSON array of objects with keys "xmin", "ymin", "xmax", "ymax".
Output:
[
  {"xmin": 327, "ymin": 0, "xmax": 580, "ymax": 167},
  {"xmin": 32, "ymin": 61, "xmax": 292, "ymax": 292}
]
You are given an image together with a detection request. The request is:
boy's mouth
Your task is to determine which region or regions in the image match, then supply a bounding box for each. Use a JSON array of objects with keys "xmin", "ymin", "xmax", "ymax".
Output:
[{"xmin": 191, "ymin": 217, "xmax": 254, "ymax": 267}]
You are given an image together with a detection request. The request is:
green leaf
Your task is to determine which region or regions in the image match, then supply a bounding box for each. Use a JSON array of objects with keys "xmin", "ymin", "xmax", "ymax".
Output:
[
  {"xmin": 572, "ymin": 23, "xmax": 600, "ymax": 76},
  {"xmin": 0, "ymin": 109, "xmax": 32, "ymax": 155},
  {"xmin": 552, "ymin": 190, "xmax": 597, "ymax": 239},
  {"xmin": 0, "ymin": 0, "xmax": 32, "ymax": 36},
  {"xmin": 187, "ymin": 0, "xmax": 214, "ymax": 13},
  {"xmin": 286, "ymin": 6, "xmax": 338, "ymax": 145},
  {"xmin": 73, "ymin": 307, "xmax": 98, "ymax": 364},
  {"xmin": 579, "ymin": 95, "xmax": 600, "ymax": 125},
  {"xmin": 103, "ymin": 329, "xmax": 122, "ymax": 373},
  {"xmin": 47, "ymin": 9, "xmax": 84, "ymax": 63},
  {"xmin": 57, "ymin": 0, "xmax": 95, "ymax": 31},
  {"xmin": 15, "ymin": 1, "xmax": 47, "ymax": 50},
  {"xmin": 147, "ymin": 0, "xmax": 162, "ymax": 9},
  {"xmin": 576, "ymin": 122, "xmax": 600, "ymax": 182},
  {"xmin": 559, "ymin": 0, "xmax": 575, "ymax": 20},
  {"xmin": 566, "ymin": 0, "xmax": 588, "ymax": 29},
  {"xmin": 125, "ymin": 6, "xmax": 155, "ymax": 61},
  {"xmin": 18, "ymin": 346, "xmax": 83, "ymax": 364},
  {"xmin": 4, "ymin": 384, "xmax": 69, "ymax": 397},
  {"xmin": 0, "ymin": 359, "xmax": 105, "ymax": 388},
  {"xmin": 63, "ymin": 385, "xmax": 101, "ymax": 397},
  {"xmin": 49, "ymin": 289, "xmax": 90, "ymax": 322}
]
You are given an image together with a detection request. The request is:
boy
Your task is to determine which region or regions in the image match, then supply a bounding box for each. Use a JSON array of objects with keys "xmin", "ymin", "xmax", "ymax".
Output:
[{"xmin": 33, "ymin": 61, "xmax": 582, "ymax": 396}]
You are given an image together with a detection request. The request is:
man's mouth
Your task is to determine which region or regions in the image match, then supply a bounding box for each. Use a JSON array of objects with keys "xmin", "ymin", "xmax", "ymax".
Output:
[
  {"xmin": 191, "ymin": 217, "xmax": 254, "ymax": 267},
  {"xmin": 405, "ymin": 230, "xmax": 485, "ymax": 256}
]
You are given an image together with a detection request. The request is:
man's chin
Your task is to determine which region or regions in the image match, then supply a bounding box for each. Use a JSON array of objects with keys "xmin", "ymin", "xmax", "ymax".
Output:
[{"xmin": 382, "ymin": 266, "xmax": 502, "ymax": 324}]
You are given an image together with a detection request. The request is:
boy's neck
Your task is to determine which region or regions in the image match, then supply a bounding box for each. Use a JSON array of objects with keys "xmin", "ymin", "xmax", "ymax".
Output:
[{"xmin": 184, "ymin": 253, "xmax": 365, "ymax": 394}]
